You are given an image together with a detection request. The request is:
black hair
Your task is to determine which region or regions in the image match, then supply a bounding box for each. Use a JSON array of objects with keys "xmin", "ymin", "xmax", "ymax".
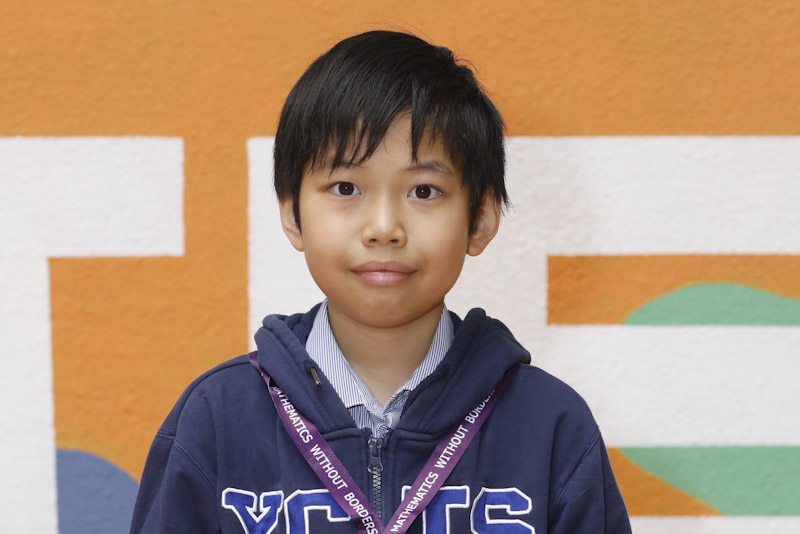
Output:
[{"xmin": 274, "ymin": 30, "xmax": 507, "ymax": 231}]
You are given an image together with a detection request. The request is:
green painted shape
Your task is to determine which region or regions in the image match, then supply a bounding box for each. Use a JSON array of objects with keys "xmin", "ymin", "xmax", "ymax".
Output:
[
  {"xmin": 619, "ymin": 446, "xmax": 800, "ymax": 515},
  {"xmin": 625, "ymin": 282, "xmax": 800, "ymax": 325}
]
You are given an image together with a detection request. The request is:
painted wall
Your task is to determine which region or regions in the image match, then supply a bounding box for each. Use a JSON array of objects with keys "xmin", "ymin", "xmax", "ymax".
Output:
[{"xmin": 1, "ymin": 1, "xmax": 798, "ymax": 532}]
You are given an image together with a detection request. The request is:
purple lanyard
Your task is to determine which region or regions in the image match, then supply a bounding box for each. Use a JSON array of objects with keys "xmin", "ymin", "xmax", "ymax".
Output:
[{"xmin": 249, "ymin": 352, "xmax": 518, "ymax": 534}]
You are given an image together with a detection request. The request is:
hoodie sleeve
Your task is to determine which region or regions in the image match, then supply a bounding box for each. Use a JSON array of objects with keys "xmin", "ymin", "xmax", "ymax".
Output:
[
  {"xmin": 548, "ymin": 430, "xmax": 632, "ymax": 534},
  {"xmin": 129, "ymin": 430, "xmax": 221, "ymax": 534}
]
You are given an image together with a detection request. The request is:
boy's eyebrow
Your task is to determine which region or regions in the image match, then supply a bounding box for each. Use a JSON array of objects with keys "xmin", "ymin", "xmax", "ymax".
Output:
[
  {"xmin": 407, "ymin": 159, "xmax": 454, "ymax": 175},
  {"xmin": 317, "ymin": 151, "xmax": 367, "ymax": 171},
  {"xmin": 317, "ymin": 156, "xmax": 455, "ymax": 176}
]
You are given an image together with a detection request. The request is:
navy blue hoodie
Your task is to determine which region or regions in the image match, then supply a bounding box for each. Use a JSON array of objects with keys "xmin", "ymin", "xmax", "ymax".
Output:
[{"xmin": 130, "ymin": 305, "xmax": 631, "ymax": 533}]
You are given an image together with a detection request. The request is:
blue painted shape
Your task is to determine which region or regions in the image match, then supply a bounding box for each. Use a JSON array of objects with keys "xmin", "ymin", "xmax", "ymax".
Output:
[{"xmin": 56, "ymin": 448, "xmax": 138, "ymax": 534}]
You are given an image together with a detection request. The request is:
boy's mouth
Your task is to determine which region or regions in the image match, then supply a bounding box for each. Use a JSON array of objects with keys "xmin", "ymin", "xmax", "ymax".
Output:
[{"xmin": 351, "ymin": 261, "xmax": 416, "ymax": 286}]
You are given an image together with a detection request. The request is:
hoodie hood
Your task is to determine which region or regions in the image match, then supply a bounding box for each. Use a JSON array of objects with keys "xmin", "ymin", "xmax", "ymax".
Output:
[{"xmin": 253, "ymin": 304, "xmax": 530, "ymax": 435}]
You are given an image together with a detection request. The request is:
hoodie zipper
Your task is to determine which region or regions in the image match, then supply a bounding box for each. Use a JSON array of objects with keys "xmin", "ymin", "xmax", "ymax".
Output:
[{"xmin": 368, "ymin": 436, "xmax": 383, "ymax": 517}]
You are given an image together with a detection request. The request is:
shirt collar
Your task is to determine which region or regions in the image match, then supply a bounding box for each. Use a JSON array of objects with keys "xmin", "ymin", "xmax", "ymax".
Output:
[{"xmin": 305, "ymin": 300, "xmax": 454, "ymax": 411}]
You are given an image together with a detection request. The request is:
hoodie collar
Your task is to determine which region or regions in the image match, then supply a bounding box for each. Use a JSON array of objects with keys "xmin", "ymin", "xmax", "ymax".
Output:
[{"xmin": 253, "ymin": 305, "xmax": 530, "ymax": 435}]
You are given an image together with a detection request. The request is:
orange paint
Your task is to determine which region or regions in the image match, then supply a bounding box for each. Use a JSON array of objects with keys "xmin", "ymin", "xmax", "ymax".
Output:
[
  {"xmin": 50, "ymin": 260, "xmax": 247, "ymax": 479},
  {"xmin": 549, "ymin": 255, "xmax": 800, "ymax": 324},
  {"xmin": 608, "ymin": 449, "xmax": 722, "ymax": 516},
  {"xmin": 2, "ymin": 0, "xmax": 798, "ymax": 482},
  {"xmin": 3, "ymin": 1, "xmax": 800, "ymax": 138}
]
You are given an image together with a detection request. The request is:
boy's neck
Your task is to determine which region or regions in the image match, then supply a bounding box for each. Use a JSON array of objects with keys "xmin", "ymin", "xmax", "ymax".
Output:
[{"xmin": 326, "ymin": 302, "xmax": 444, "ymax": 407}]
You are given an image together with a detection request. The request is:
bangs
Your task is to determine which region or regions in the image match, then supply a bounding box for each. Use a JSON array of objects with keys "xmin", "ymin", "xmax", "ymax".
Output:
[{"xmin": 307, "ymin": 107, "xmax": 458, "ymax": 175}]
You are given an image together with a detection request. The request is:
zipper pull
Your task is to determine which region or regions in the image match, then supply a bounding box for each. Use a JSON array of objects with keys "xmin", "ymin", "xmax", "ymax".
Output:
[{"xmin": 368, "ymin": 437, "xmax": 383, "ymax": 475}]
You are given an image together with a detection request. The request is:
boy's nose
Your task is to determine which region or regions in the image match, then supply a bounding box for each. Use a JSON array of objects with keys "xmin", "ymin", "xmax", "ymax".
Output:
[{"xmin": 361, "ymin": 196, "xmax": 407, "ymax": 247}]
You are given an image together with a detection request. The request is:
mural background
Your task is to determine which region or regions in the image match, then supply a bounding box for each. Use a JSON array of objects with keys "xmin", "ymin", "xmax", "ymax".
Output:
[{"xmin": 1, "ymin": 1, "xmax": 798, "ymax": 532}]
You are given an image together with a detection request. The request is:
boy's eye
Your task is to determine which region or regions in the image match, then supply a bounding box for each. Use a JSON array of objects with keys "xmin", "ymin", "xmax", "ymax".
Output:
[
  {"xmin": 329, "ymin": 182, "xmax": 361, "ymax": 196},
  {"xmin": 408, "ymin": 185, "xmax": 442, "ymax": 200}
]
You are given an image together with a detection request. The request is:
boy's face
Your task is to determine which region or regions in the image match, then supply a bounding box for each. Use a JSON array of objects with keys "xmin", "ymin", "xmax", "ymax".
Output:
[{"xmin": 280, "ymin": 116, "xmax": 499, "ymax": 330}]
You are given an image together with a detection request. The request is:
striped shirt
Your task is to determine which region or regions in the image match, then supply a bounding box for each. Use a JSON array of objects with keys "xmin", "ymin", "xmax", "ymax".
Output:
[{"xmin": 305, "ymin": 301, "xmax": 454, "ymax": 438}]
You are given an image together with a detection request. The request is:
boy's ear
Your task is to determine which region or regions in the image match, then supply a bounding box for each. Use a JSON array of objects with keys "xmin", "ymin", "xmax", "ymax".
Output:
[
  {"xmin": 279, "ymin": 199, "xmax": 304, "ymax": 252},
  {"xmin": 467, "ymin": 193, "xmax": 502, "ymax": 257}
]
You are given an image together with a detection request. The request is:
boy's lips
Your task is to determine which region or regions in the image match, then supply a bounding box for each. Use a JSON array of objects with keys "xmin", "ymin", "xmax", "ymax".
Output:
[{"xmin": 351, "ymin": 261, "xmax": 416, "ymax": 286}]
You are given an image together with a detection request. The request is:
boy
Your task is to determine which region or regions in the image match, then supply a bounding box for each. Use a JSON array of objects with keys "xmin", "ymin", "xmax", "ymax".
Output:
[{"xmin": 130, "ymin": 30, "xmax": 631, "ymax": 533}]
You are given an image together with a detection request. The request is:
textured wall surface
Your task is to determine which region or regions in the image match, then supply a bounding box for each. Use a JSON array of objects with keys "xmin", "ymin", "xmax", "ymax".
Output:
[{"xmin": 1, "ymin": 1, "xmax": 799, "ymax": 533}]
